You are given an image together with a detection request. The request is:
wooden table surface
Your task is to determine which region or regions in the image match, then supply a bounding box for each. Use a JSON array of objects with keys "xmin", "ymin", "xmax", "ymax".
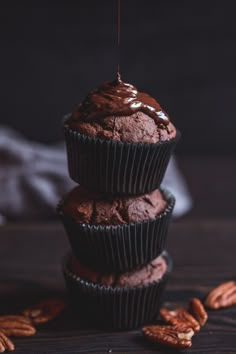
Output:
[{"xmin": 1, "ymin": 220, "xmax": 236, "ymax": 354}]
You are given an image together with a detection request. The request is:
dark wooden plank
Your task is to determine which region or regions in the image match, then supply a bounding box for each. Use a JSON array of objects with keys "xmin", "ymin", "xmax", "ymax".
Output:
[{"xmin": 0, "ymin": 220, "xmax": 236, "ymax": 353}]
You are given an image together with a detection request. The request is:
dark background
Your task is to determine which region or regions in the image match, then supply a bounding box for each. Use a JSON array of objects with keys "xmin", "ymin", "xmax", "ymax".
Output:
[
  {"xmin": 1, "ymin": 0, "xmax": 236, "ymax": 155},
  {"xmin": 1, "ymin": 0, "xmax": 236, "ymax": 219}
]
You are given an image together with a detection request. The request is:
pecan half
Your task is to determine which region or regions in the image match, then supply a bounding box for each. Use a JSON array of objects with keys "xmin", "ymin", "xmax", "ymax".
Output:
[
  {"xmin": 160, "ymin": 308, "xmax": 200, "ymax": 332},
  {"xmin": 22, "ymin": 298, "xmax": 66, "ymax": 325},
  {"xmin": 143, "ymin": 325, "xmax": 194, "ymax": 349},
  {"xmin": 188, "ymin": 298, "xmax": 208, "ymax": 326},
  {"xmin": 0, "ymin": 315, "xmax": 36, "ymax": 337},
  {"xmin": 0, "ymin": 331, "xmax": 14, "ymax": 352},
  {"xmin": 204, "ymin": 281, "xmax": 236, "ymax": 310}
]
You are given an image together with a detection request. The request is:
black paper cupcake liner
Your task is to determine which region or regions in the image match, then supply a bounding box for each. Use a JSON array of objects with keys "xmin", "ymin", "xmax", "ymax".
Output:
[
  {"xmin": 57, "ymin": 189, "xmax": 175, "ymax": 273},
  {"xmin": 62, "ymin": 251, "xmax": 172, "ymax": 330},
  {"xmin": 64, "ymin": 126, "xmax": 180, "ymax": 194}
]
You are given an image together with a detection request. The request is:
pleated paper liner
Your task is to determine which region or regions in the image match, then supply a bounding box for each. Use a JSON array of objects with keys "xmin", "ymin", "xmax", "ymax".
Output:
[
  {"xmin": 62, "ymin": 251, "xmax": 172, "ymax": 330},
  {"xmin": 57, "ymin": 189, "xmax": 175, "ymax": 273},
  {"xmin": 64, "ymin": 126, "xmax": 180, "ymax": 195}
]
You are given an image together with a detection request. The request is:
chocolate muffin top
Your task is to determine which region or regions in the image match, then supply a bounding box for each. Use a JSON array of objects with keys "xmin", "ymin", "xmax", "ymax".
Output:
[
  {"xmin": 70, "ymin": 254, "xmax": 167, "ymax": 288},
  {"xmin": 61, "ymin": 187, "xmax": 167, "ymax": 225},
  {"xmin": 65, "ymin": 74, "xmax": 176, "ymax": 143}
]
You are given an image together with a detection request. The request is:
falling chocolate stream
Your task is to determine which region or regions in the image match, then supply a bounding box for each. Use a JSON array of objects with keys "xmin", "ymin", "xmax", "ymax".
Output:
[
  {"xmin": 69, "ymin": 0, "xmax": 169, "ymax": 128},
  {"xmin": 117, "ymin": 0, "xmax": 121, "ymax": 76}
]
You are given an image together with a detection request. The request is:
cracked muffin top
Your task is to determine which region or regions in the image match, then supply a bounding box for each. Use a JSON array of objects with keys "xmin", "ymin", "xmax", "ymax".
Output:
[
  {"xmin": 70, "ymin": 253, "xmax": 167, "ymax": 287},
  {"xmin": 61, "ymin": 186, "xmax": 167, "ymax": 225},
  {"xmin": 65, "ymin": 74, "xmax": 176, "ymax": 144}
]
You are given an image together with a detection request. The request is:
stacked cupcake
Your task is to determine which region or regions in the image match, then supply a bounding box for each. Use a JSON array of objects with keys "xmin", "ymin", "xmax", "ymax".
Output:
[{"xmin": 58, "ymin": 75, "xmax": 180, "ymax": 330}]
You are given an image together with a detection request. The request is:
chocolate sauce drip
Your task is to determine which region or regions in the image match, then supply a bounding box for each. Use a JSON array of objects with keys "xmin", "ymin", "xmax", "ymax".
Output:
[
  {"xmin": 75, "ymin": 76, "xmax": 169, "ymax": 126},
  {"xmin": 69, "ymin": 1, "xmax": 169, "ymax": 127},
  {"xmin": 117, "ymin": 0, "xmax": 121, "ymax": 75}
]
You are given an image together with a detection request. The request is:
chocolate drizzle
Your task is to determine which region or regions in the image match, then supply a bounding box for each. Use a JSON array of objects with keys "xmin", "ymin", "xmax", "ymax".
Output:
[
  {"xmin": 72, "ymin": 74, "xmax": 170, "ymax": 127},
  {"xmin": 68, "ymin": 1, "xmax": 170, "ymax": 128}
]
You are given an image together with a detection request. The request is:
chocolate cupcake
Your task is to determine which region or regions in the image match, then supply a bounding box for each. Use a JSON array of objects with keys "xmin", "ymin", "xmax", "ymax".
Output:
[
  {"xmin": 63, "ymin": 251, "xmax": 172, "ymax": 330},
  {"xmin": 58, "ymin": 186, "xmax": 175, "ymax": 272},
  {"xmin": 64, "ymin": 74, "xmax": 180, "ymax": 194}
]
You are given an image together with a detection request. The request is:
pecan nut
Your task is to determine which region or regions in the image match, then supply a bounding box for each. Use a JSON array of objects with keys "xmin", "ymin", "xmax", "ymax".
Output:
[
  {"xmin": 22, "ymin": 297, "xmax": 66, "ymax": 325},
  {"xmin": 160, "ymin": 308, "xmax": 200, "ymax": 332},
  {"xmin": 188, "ymin": 298, "xmax": 208, "ymax": 326},
  {"xmin": 0, "ymin": 315, "xmax": 36, "ymax": 337},
  {"xmin": 205, "ymin": 281, "xmax": 236, "ymax": 310},
  {"xmin": 0, "ymin": 331, "xmax": 14, "ymax": 352},
  {"xmin": 143, "ymin": 325, "xmax": 194, "ymax": 349}
]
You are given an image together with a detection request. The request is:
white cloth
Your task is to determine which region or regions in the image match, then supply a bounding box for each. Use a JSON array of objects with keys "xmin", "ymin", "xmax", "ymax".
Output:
[{"xmin": 0, "ymin": 126, "xmax": 192, "ymax": 222}]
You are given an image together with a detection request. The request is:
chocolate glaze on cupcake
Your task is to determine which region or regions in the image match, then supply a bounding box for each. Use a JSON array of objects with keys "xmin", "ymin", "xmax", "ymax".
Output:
[
  {"xmin": 70, "ymin": 253, "xmax": 167, "ymax": 288},
  {"xmin": 65, "ymin": 73, "xmax": 176, "ymax": 144},
  {"xmin": 62, "ymin": 186, "xmax": 167, "ymax": 226},
  {"xmin": 64, "ymin": 74, "xmax": 180, "ymax": 194}
]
